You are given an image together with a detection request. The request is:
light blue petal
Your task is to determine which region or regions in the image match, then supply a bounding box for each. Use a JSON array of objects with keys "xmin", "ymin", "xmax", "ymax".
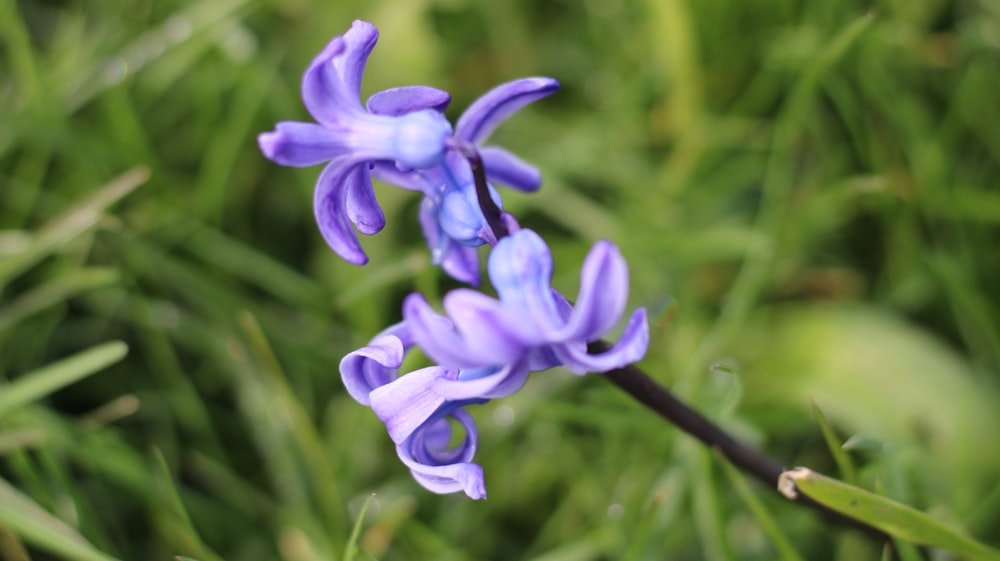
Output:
[
  {"xmin": 397, "ymin": 409, "xmax": 486, "ymax": 499},
  {"xmin": 489, "ymin": 230, "xmax": 565, "ymax": 334}
]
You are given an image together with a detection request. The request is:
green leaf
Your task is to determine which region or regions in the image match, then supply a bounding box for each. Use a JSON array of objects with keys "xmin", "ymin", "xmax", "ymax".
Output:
[
  {"xmin": 779, "ymin": 468, "xmax": 1000, "ymax": 561},
  {"xmin": 0, "ymin": 341, "xmax": 128, "ymax": 418}
]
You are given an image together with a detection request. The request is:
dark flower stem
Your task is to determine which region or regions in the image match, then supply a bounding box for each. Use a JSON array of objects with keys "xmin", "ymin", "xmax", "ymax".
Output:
[
  {"xmin": 450, "ymin": 141, "xmax": 509, "ymax": 241},
  {"xmin": 588, "ymin": 340, "xmax": 890, "ymax": 543}
]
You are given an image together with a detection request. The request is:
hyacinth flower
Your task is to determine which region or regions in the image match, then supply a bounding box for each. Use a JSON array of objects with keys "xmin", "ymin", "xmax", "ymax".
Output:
[
  {"xmin": 258, "ymin": 19, "xmax": 558, "ymax": 281},
  {"xmin": 339, "ymin": 228, "xmax": 648, "ymax": 498},
  {"xmin": 340, "ymin": 323, "xmax": 488, "ymax": 499}
]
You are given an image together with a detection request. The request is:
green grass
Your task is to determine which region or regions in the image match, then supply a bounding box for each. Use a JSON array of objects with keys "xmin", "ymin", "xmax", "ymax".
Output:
[{"xmin": 3, "ymin": 0, "xmax": 1000, "ymax": 559}]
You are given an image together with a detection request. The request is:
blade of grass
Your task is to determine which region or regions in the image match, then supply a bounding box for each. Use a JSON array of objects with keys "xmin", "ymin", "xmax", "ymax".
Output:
[
  {"xmin": 808, "ymin": 400, "xmax": 859, "ymax": 485},
  {"xmin": 0, "ymin": 476, "xmax": 119, "ymax": 561},
  {"xmin": 0, "ymin": 167, "xmax": 148, "ymax": 286},
  {"xmin": 344, "ymin": 494, "xmax": 375, "ymax": 561},
  {"xmin": 717, "ymin": 453, "xmax": 805, "ymax": 561},
  {"xmin": 0, "ymin": 341, "xmax": 128, "ymax": 418},
  {"xmin": 780, "ymin": 468, "xmax": 1000, "ymax": 561}
]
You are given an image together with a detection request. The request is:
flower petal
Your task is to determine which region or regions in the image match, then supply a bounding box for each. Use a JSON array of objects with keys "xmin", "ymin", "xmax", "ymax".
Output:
[
  {"xmin": 456, "ymin": 77, "xmax": 559, "ymax": 145},
  {"xmin": 301, "ymin": 36, "xmax": 359, "ymax": 126},
  {"xmin": 432, "ymin": 362, "xmax": 530, "ymax": 401},
  {"xmin": 345, "ymin": 169, "xmax": 385, "ymax": 235},
  {"xmin": 552, "ymin": 240, "xmax": 629, "ymax": 342},
  {"xmin": 370, "ymin": 366, "xmax": 454, "ymax": 443},
  {"xmin": 405, "ymin": 292, "xmax": 524, "ymax": 368},
  {"xmin": 554, "ymin": 307, "xmax": 649, "ymax": 374},
  {"xmin": 418, "ymin": 198, "xmax": 481, "ymax": 285},
  {"xmin": 313, "ymin": 160, "xmax": 368, "ymax": 264},
  {"xmin": 258, "ymin": 122, "xmax": 348, "ymax": 167},
  {"xmin": 335, "ymin": 20, "xmax": 379, "ymax": 100},
  {"xmin": 367, "ymin": 86, "xmax": 451, "ymax": 116},
  {"xmin": 339, "ymin": 325, "xmax": 409, "ymax": 405},
  {"xmin": 480, "ymin": 146, "xmax": 542, "ymax": 192},
  {"xmin": 488, "ymin": 230, "xmax": 565, "ymax": 334},
  {"xmin": 372, "ymin": 161, "xmax": 433, "ymax": 192},
  {"xmin": 397, "ymin": 409, "xmax": 486, "ymax": 499}
]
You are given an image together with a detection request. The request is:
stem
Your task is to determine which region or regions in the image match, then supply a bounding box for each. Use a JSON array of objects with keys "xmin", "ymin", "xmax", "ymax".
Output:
[
  {"xmin": 588, "ymin": 340, "xmax": 891, "ymax": 543},
  {"xmin": 450, "ymin": 140, "xmax": 509, "ymax": 241}
]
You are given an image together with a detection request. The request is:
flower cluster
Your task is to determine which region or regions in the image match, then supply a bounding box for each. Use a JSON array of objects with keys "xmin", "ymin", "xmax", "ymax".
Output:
[{"xmin": 260, "ymin": 20, "xmax": 649, "ymax": 499}]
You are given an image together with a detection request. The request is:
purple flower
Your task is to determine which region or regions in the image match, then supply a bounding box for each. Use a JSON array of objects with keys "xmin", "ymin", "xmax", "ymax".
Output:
[
  {"xmin": 339, "ymin": 230, "xmax": 648, "ymax": 499},
  {"xmin": 404, "ymin": 229, "xmax": 649, "ymax": 376},
  {"xmin": 258, "ymin": 20, "xmax": 559, "ymax": 278},
  {"xmin": 339, "ymin": 323, "xmax": 490, "ymax": 499},
  {"xmin": 259, "ymin": 20, "xmax": 454, "ymax": 265},
  {"xmin": 371, "ymin": 77, "xmax": 560, "ymax": 284}
]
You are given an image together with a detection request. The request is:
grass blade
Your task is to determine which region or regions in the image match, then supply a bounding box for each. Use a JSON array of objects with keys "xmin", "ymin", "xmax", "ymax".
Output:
[
  {"xmin": 779, "ymin": 468, "xmax": 1000, "ymax": 561},
  {"xmin": 0, "ymin": 341, "xmax": 128, "ymax": 418}
]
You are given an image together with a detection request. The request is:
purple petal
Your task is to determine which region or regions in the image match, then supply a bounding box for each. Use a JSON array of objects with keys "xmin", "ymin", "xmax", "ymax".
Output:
[
  {"xmin": 339, "ymin": 331, "xmax": 406, "ymax": 405},
  {"xmin": 480, "ymin": 146, "xmax": 542, "ymax": 191},
  {"xmin": 439, "ymin": 242, "xmax": 481, "ymax": 286},
  {"xmin": 432, "ymin": 362, "xmax": 530, "ymax": 401},
  {"xmin": 370, "ymin": 366, "xmax": 455, "ymax": 443},
  {"xmin": 440, "ymin": 290, "xmax": 533, "ymax": 365},
  {"xmin": 345, "ymin": 169, "xmax": 385, "ymax": 235},
  {"xmin": 372, "ymin": 161, "xmax": 434, "ymax": 192},
  {"xmin": 313, "ymin": 160, "xmax": 368, "ymax": 264},
  {"xmin": 397, "ymin": 409, "xmax": 486, "ymax": 499},
  {"xmin": 404, "ymin": 293, "xmax": 523, "ymax": 369},
  {"xmin": 552, "ymin": 240, "xmax": 629, "ymax": 342},
  {"xmin": 335, "ymin": 21, "xmax": 379, "ymax": 100},
  {"xmin": 258, "ymin": 122, "xmax": 348, "ymax": 167},
  {"xmin": 367, "ymin": 86, "xmax": 451, "ymax": 116},
  {"xmin": 301, "ymin": 36, "xmax": 360, "ymax": 126},
  {"xmin": 554, "ymin": 308, "xmax": 650, "ymax": 374},
  {"xmin": 419, "ymin": 199, "xmax": 481, "ymax": 285},
  {"xmin": 488, "ymin": 230, "xmax": 565, "ymax": 334},
  {"xmin": 456, "ymin": 77, "xmax": 559, "ymax": 145}
]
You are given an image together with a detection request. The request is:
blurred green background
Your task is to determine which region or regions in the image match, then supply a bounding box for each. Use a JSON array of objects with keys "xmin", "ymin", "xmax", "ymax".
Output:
[{"xmin": 2, "ymin": 0, "xmax": 1000, "ymax": 559}]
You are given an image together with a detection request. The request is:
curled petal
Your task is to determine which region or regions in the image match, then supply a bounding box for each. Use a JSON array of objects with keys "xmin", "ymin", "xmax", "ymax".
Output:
[
  {"xmin": 397, "ymin": 409, "xmax": 486, "ymax": 499},
  {"xmin": 554, "ymin": 308, "xmax": 650, "ymax": 375},
  {"xmin": 480, "ymin": 146, "xmax": 542, "ymax": 192},
  {"xmin": 258, "ymin": 122, "xmax": 348, "ymax": 167},
  {"xmin": 370, "ymin": 366, "xmax": 454, "ymax": 443},
  {"xmin": 339, "ymin": 323, "xmax": 410, "ymax": 405},
  {"xmin": 552, "ymin": 240, "xmax": 629, "ymax": 342},
  {"xmin": 367, "ymin": 86, "xmax": 451, "ymax": 116},
  {"xmin": 335, "ymin": 20, "xmax": 379, "ymax": 100},
  {"xmin": 313, "ymin": 160, "xmax": 369, "ymax": 264},
  {"xmin": 456, "ymin": 77, "xmax": 560, "ymax": 145},
  {"xmin": 301, "ymin": 37, "xmax": 358, "ymax": 126},
  {"xmin": 345, "ymin": 168, "xmax": 385, "ymax": 235}
]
